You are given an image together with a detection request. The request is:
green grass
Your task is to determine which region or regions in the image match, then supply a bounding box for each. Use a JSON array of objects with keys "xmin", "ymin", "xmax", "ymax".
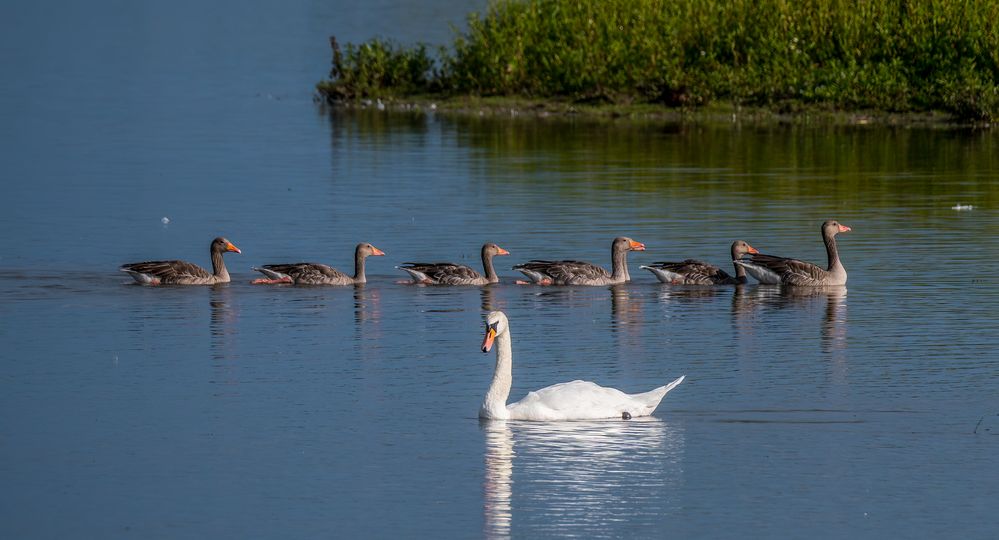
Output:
[{"xmin": 316, "ymin": 0, "xmax": 999, "ymax": 122}]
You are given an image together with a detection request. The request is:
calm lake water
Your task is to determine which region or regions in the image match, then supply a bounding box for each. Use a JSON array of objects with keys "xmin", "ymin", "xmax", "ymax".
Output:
[{"xmin": 2, "ymin": 1, "xmax": 998, "ymax": 538}]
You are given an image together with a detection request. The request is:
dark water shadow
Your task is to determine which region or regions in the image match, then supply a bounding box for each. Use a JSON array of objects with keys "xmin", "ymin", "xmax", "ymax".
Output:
[{"xmin": 654, "ymin": 284, "xmax": 727, "ymax": 304}]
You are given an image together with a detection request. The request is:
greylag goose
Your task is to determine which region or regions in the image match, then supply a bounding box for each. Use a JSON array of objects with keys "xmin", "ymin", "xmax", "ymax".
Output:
[
  {"xmin": 397, "ymin": 243, "xmax": 510, "ymax": 285},
  {"xmin": 121, "ymin": 237, "xmax": 241, "ymax": 285},
  {"xmin": 251, "ymin": 243, "xmax": 385, "ymax": 285},
  {"xmin": 513, "ymin": 237, "xmax": 645, "ymax": 286},
  {"xmin": 735, "ymin": 220, "xmax": 851, "ymax": 286},
  {"xmin": 641, "ymin": 240, "xmax": 759, "ymax": 285},
  {"xmin": 480, "ymin": 310, "xmax": 685, "ymax": 420}
]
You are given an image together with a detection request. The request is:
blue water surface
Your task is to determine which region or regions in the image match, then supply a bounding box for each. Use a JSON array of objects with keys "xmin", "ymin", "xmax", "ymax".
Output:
[{"xmin": 2, "ymin": 1, "xmax": 998, "ymax": 538}]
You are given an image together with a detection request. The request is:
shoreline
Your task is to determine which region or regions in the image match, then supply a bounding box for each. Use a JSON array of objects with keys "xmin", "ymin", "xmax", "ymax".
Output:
[{"xmin": 316, "ymin": 94, "xmax": 986, "ymax": 129}]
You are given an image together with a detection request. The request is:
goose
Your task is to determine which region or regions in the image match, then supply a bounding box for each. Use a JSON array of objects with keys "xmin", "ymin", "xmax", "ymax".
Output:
[
  {"xmin": 735, "ymin": 220, "xmax": 851, "ymax": 286},
  {"xmin": 479, "ymin": 311, "xmax": 685, "ymax": 421},
  {"xmin": 641, "ymin": 240, "xmax": 760, "ymax": 285},
  {"xmin": 121, "ymin": 237, "xmax": 241, "ymax": 285},
  {"xmin": 251, "ymin": 243, "xmax": 385, "ymax": 285},
  {"xmin": 513, "ymin": 237, "xmax": 645, "ymax": 286},
  {"xmin": 397, "ymin": 243, "xmax": 509, "ymax": 285}
]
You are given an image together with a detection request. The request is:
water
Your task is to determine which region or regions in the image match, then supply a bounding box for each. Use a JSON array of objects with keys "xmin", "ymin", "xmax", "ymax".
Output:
[{"xmin": 2, "ymin": 1, "xmax": 999, "ymax": 538}]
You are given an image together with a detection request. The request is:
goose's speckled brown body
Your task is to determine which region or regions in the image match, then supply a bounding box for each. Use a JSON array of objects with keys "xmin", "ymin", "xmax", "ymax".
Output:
[
  {"xmin": 121, "ymin": 237, "xmax": 241, "ymax": 285},
  {"xmin": 252, "ymin": 243, "xmax": 384, "ymax": 285},
  {"xmin": 398, "ymin": 243, "xmax": 509, "ymax": 285},
  {"xmin": 513, "ymin": 237, "xmax": 645, "ymax": 286},
  {"xmin": 736, "ymin": 221, "xmax": 851, "ymax": 286},
  {"xmin": 642, "ymin": 240, "xmax": 759, "ymax": 285}
]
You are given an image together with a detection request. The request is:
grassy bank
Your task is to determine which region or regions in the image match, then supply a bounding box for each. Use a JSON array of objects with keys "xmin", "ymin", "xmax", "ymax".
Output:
[{"xmin": 317, "ymin": 0, "xmax": 999, "ymax": 123}]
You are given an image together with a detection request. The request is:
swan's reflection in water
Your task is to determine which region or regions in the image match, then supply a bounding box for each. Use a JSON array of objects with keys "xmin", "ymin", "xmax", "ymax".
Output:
[
  {"xmin": 481, "ymin": 418, "xmax": 685, "ymax": 539},
  {"xmin": 482, "ymin": 420, "xmax": 514, "ymax": 539}
]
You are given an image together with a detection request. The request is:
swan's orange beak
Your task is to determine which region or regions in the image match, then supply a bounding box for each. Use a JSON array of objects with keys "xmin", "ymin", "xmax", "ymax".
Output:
[
  {"xmin": 370, "ymin": 246, "xmax": 386, "ymax": 256},
  {"xmin": 481, "ymin": 325, "xmax": 497, "ymax": 353},
  {"xmin": 838, "ymin": 224, "xmax": 852, "ymax": 233},
  {"xmin": 629, "ymin": 240, "xmax": 646, "ymax": 251},
  {"xmin": 496, "ymin": 247, "xmax": 510, "ymax": 256},
  {"xmin": 746, "ymin": 245, "xmax": 760, "ymax": 254},
  {"xmin": 226, "ymin": 242, "xmax": 241, "ymax": 254}
]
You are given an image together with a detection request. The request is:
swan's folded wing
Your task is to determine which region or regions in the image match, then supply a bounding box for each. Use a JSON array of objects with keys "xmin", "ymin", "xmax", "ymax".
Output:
[{"xmin": 508, "ymin": 380, "xmax": 635, "ymax": 420}]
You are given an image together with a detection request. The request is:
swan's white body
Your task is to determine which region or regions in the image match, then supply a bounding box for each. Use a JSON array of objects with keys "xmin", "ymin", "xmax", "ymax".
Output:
[{"xmin": 479, "ymin": 311, "xmax": 685, "ymax": 421}]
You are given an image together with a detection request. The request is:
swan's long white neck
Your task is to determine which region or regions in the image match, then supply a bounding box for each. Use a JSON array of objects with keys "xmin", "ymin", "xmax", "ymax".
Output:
[{"xmin": 480, "ymin": 328, "xmax": 513, "ymax": 420}]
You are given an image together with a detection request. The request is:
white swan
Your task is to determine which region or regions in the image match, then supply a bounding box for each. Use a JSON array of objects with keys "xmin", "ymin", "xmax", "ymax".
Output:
[{"xmin": 479, "ymin": 311, "xmax": 685, "ymax": 421}]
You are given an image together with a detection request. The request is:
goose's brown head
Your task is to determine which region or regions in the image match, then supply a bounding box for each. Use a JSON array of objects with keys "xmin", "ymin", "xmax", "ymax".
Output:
[
  {"xmin": 212, "ymin": 237, "xmax": 241, "ymax": 254},
  {"xmin": 731, "ymin": 240, "xmax": 759, "ymax": 258},
  {"xmin": 483, "ymin": 243, "xmax": 510, "ymax": 257},
  {"xmin": 613, "ymin": 236, "xmax": 645, "ymax": 252},
  {"xmin": 823, "ymin": 220, "xmax": 852, "ymax": 236},
  {"xmin": 357, "ymin": 243, "xmax": 386, "ymax": 258}
]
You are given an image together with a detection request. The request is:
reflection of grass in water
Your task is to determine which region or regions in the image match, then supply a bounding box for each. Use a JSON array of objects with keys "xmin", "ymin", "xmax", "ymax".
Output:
[
  {"xmin": 318, "ymin": 0, "xmax": 999, "ymax": 122},
  {"xmin": 330, "ymin": 109, "xmax": 999, "ymax": 209}
]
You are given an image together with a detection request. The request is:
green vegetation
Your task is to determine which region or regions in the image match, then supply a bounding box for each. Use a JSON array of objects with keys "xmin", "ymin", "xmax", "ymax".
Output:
[{"xmin": 317, "ymin": 0, "xmax": 999, "ymax": 123}]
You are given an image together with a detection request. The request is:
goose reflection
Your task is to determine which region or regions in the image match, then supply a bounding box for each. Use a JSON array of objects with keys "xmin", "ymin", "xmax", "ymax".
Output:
[
  {"xmin": 353, "ymin": 284, "xmax": 382, "ymax": 325},
  {"xmin": 655, "ymin": 284, "xmax": 726, "ymax": 303},
  {"xmin": 731, "ymin": 285, "xmax": 848, "ymax": 354},
  {"xmin": 806, "ymin": 286, "xmax": 847, "ymax": 354},
  {"xmin": 208, "ymin": 286, "xmax": 243, "ymax": 397},
  {"xmin": 480, "ymin": 286, "xmax": 500, "ymax": 312},
  {"xmin": 609, "ymin": 284, "xmax": 643, "ymax": 343},
  {"xmin": 481, "ymin": 418, "xmax": 684, "ymax": 538},
  {"xmin": 209, "ymin": 285, "xmax": 238, "ymax": 361}
]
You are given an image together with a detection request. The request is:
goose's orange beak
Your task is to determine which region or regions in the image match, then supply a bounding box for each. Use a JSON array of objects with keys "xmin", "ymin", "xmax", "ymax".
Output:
[
  {"xmin": 481, "ymin": 325, "xmax": 497, "ymax": 353},
  {"xmin": 226, "ymin": 242, "xmax": 241, "ymax": 254},
  {"xmin": 629, "ymin": 240, "xmax": 646, "ymax": 251},
  {"xmin": 747, "ymin": 245, "xmax": 760, "ymax": 254},
  {"xmin": 838, "ymin": 224, "xmax": 852, "ymax": 233},
  {"xmin": 371, "ymin": 246, "xmax": 386, "ymax": 256},
  {"xmin": 496, "ymin": 247, "xmax": 510, "ymax": 256}
]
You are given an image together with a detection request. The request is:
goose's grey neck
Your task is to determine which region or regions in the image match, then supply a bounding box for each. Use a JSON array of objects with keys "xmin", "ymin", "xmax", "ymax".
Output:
[
  {"xmin": 824, "ymin": 228, "xmax": 842, "ymax": 272},
  {"xmin": 482, "ymin": 246, "xmax": 499, "ymax": 283},
  {"xmin": 210, "ymin": 246, "xmax": 229, "ymax": 281},
  {"xmin": 611, "ymin": 244, "xmax": 630, "ymax": 282},
  {"xmin": 353, "ymin": 245, "xmax": 367, "ymax": 283},
  {"xmin": 731, "ymin": 243, "xmax": 748, "ymax": 284}
]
